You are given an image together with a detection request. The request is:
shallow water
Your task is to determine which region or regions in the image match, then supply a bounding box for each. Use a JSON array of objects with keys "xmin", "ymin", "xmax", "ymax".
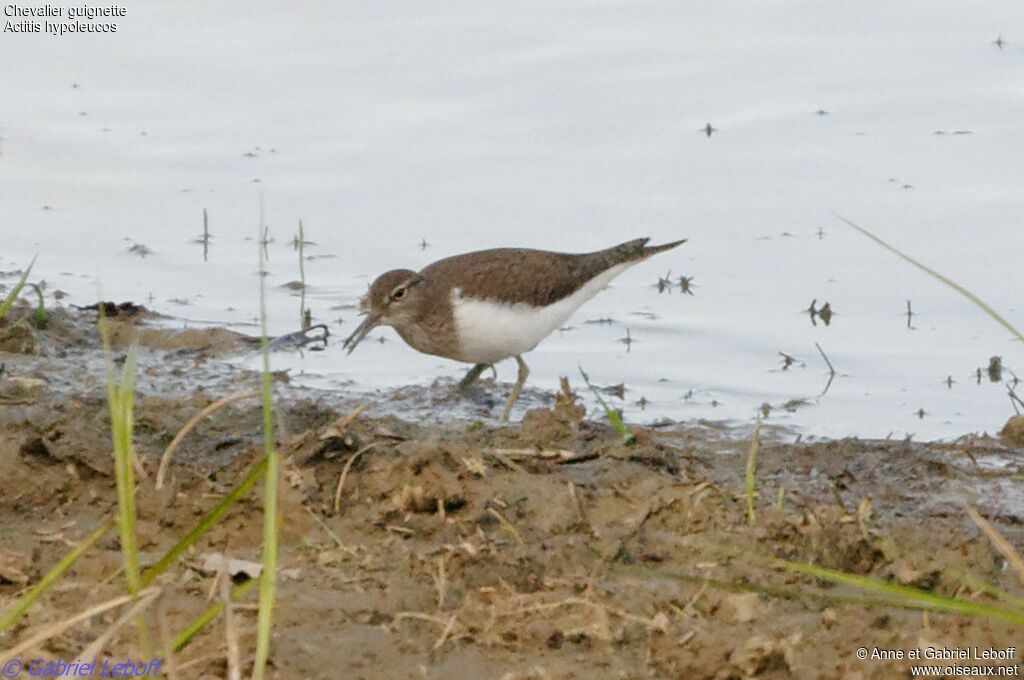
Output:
[{"xmin": 2, "ymin": 1, "xmax": 1022, "ymax": 439}]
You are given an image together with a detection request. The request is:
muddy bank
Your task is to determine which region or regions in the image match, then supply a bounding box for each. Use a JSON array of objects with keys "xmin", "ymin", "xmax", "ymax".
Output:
[{"xmin": 1, "ymin": 304, "xmax": 1023, "ymax": 679}]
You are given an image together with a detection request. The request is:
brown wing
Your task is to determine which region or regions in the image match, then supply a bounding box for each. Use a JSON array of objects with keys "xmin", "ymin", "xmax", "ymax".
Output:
[{"xmin": 420, "ymin": 237, "xmax": 684, "ymax": 306}]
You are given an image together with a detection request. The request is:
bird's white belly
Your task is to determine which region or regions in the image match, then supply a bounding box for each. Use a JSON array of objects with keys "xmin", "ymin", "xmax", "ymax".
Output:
[{"xmin": 450, "ymin": 262, "xmax": 632, "ymax": 364}]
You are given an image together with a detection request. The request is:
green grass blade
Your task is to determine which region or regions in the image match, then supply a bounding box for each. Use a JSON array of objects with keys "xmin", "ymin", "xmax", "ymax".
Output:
[
  {"xmin": 777, "ymin": 559, "xmax": 1024, "ymax": 626},
  {"xmin": 141, "ymin": 456, "xmax": 269, "ymax": 587},
  {"xmin": 945, "ymin": 567, "xmax": 1024, "ymax": 611},
  {"xmin": 172, "ymin": 577, "xmax": 260, "ymax": 652},
  {"xmin": 0, "ymin": 518, "xmax": 113, "ymax": 634},
  {"xmin": 104, "ymin": 342, "xmax": 151, "ymax": 651},
  {"xmin": 253, "ymin": 214, "xmax": 280, "ymax": 680},
  {"xmin": 0, "ymin": 256, "xmax": 37, "ymax": 322},
  {"xmin": 745, "ymin": 418, "xmax": 761, "ymax": 524},
  {"xmin": 27, "ymin": 284, "xmax": 46, "ymax": 326},
  {"xmin": 835, "ymin": 215, "xmax": 1023, "ymax": 343},
  {"xmin": 579, "ymin": 366, "xmax": 635, "ymax": 445},
  {"xmin": 108, "ymin": 345, "xmax": 142, "ymax": 597},
  {"xmin": 615, "ymin": 563, "xmax": 959, "ymax": 612}
]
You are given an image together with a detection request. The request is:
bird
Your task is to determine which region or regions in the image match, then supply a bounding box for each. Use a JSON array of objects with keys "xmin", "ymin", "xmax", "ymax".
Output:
[{"xmin": 342, "ymin": 237, "xmax": 686, "ymax": 420}]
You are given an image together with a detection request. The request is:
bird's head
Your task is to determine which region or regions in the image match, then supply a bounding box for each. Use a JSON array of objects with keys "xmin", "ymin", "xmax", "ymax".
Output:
[{"xmin": 342, "ymin": 269, "xmax": 424, "ymax": 354}]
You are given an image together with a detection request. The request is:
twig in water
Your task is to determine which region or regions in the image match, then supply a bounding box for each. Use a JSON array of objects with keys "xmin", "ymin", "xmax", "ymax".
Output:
[
  {"xmin": 815, "ymin": 342, "xmax": 837, "ymax": 397},
  {"xmin": 1008, "ymin": 383, "xmax": 1024, "ymax": 415},
  {"xmin": 202, "ymin": 209, "xmax": 209, "ymax": 262},
  {"xmin": 296, "ymin": 219, "xmax": 308, "ymax": 329}
]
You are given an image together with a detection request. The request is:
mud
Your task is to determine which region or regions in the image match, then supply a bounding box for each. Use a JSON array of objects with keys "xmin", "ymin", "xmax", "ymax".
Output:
[{"xmin": 1, "ymin": 302, "xmax": 1023, "ymax": 679}]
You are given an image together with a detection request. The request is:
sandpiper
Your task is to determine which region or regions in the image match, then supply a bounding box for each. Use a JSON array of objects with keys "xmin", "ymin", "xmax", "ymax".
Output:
[{"xmin": 343, "ymin": 237, "xmax": 685, "ymax": 420}]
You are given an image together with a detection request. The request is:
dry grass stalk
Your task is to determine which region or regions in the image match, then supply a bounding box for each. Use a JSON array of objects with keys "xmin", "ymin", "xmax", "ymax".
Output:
[
  {"xmin": 385, "ymin": 524, "xmax": 414, "ymax": 535},
  {"xmin": 567, "ymin": 481, "xmax": 585, "ymax": 523},
  {"xmin": 394, "ymin": 611, "xmax": 450, "ymax": 625},
  {"xmin": 303, "ymin": 506, "xmax": 357, "ymax": 556},
  {"xmin": 964, "ymin": 504, "xmax": 1024, "ymax": 586},
  {"xmin": 0, "ymin": 587, "xmax": 161, "ymax": 663},
  {"xmin": 487, "ymin": 508, "xmax": 525, "ymax": 547},
  {"xmin": 157, "ymin": 604, "xmax": 181, "ymax": 680},
  {"xmin": 333, "ymin": 443, "xmax": 375, "ymax": 513},
  {"xmin": 221, "ymin": 556, "xmax": 241, "ymax": 680},
  {"xmin": 488, "ymin": 447, "xmax": 582, "ymax": 461},
  {"xmin": 392, "ymin": 611, "xmax": 467, "ymax": 649},
  {"xmin": 485, "ymin": 451, "xmax": 526, "ymax": 474},
  {"xmin": 434, "ymin": 556, "xmax": 448, "ymax": 612},
  {"xmin": 155, "ymin": 390, "xmax": 261, "ymax": 489},
  {"xmin": 745, "ymin": 419, "xmax": 762, "ymax": 525},
  {"xmin": 176, "ymin": 651, "xmax": 230, "ymax": 674},
  {"xmin": 433, "ymin": 614, "xmax": 458, "ymax": 650},
  {"xmin": 80, "ymin": 588, "xmax": 162, "ymax": 659},
  {"xmin": 510, "ymin": 595, "xmax": 665, "ymax": 630}
]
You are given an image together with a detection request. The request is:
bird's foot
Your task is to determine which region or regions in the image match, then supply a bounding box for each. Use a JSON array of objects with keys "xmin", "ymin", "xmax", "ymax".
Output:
[{"xmin": 455, "ymin": 363, "xmax": 493, "ymax": 398}]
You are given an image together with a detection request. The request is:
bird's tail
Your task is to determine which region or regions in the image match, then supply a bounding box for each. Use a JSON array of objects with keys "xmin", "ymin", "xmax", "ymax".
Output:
[
  {"xmin": 608, "ymin": 237, "xmax": 686, "ymax": 261},
  {"xmin": 576, "ymin": 237, "xmax": 686, "ymax": 280}
]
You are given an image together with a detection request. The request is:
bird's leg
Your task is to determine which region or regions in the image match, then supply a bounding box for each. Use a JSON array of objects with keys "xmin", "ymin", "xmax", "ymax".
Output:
[
  {"xmin": 456, "ymin": 362, "xmax": 490, "ymax": 396},
  {"xmin": 499, "ymin": 355, "xmax": 530, "ymax": 422}
]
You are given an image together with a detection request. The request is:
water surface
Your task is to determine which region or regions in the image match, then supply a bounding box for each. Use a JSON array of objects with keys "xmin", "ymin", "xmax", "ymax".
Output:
[{"xmin": 2, "ymin": 1, "xmax": 1022, "ymax": 438}]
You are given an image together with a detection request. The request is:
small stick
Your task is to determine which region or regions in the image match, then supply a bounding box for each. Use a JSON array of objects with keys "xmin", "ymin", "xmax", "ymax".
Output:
[
  {"xmin": 488, "ymin": 447, "xmax": 579, "ymax": 460},
  {"xmin": 333, "ymin": 444, "xmax": 375, "ymax": 513},
  {"xmin": 567, "ymin": 481, "xmax": 584, "ymax": 523},
  {"xmin": 155, "ymin": 390, "xmax": 261, "ymax": 489},
  {"xmin": 964, "ymin": 504, "xmax": 1024, "ymax": 586},
  {"xmin": 320, "ymin": 404, "xmax": 367, "ymax": 440},
  {"xmin": 432, "ymin": 614, "xmax": 458, "ymax": 650},
  {"xmin": 221, "ymin": 555, "xmax": 241, "ymax": 680},
  {"xmin": 434, "ymin": 556, "xmax": 448, "ymax": 612},
  {"xmin": 487, "ymin": 507, "xmax": 525, "ymax": 547},
  {"xmin": 394, "ymin": 611, "xmax": 451, "ymax": 625}
]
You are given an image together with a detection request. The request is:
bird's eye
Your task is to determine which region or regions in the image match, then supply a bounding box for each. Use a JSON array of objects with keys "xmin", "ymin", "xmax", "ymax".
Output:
[{"xmin": 392, "ymin": 287, "xmax": 406, "ymax": 301}]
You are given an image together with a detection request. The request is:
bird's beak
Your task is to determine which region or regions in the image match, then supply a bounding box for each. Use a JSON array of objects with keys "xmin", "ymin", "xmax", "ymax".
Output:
[{"xmin": 342, "ymin": 312, "xmax": 382, "ymax": 355}]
